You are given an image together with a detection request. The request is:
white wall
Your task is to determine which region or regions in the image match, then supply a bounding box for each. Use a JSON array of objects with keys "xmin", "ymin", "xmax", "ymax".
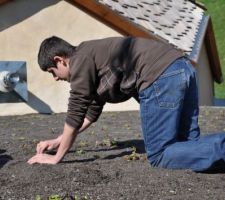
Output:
[
  {"xmin": 196, "ymin": 43, "xmax": 214, "ymax": 106},
  {"xmin": 0, "ymin": 0, "xmax": 213, "ymax": 116},
  {"xmin": 0, "ymin": 0, "xmax": 139, "ymax": 116}
]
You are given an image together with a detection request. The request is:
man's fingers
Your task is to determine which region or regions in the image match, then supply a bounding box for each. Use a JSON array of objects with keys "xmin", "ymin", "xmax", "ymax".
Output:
[
  {"xmin": 47, "ymin": 144, "xmax": 54, "ymax": 150},
  {"xmin": 27, "ymin": 159, "xmax": 35, "ymax": 165},
  {"xmin": 27, "ymin": 155, "xmax": 38, "ymax": 165},
  {"xmin": 36, "ymin": 142, "xmax": 47, "ymax": 154},
  {"xmin": 36, "ymin": 144, "xmax": 40, "ymax": 153},
  {"xmin": 27, "ymin": 154, "xmax": 57, "ymax": 165},
  {"xmin": 36, "ymin": 144, "xmax": 42, "ymax": 154}
]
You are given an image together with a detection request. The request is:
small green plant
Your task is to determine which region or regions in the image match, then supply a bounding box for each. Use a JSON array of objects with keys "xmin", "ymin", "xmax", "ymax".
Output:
[
  {"xmin": 74, "ymin": 195, "xmax": 88, "ymax": 200},
  {"xmin": 36, "ymin": 195, "xmax": 42, "ymax": 200},
  {"xmin": 49, "ymin": 195, "xmax": 61, "ymax": 200},
  {"xmin": 50, "ymin": 128, "xmax": 57, "ymax": 134},
  {"xmin": 205, "ymin": 110, "xmax": 210, "ymax": 116},
  {"xmin": 18, "ymin": 136, "xmax": 25, "ymax": 140},
  {"xmin": 95, "ymin": 138, "xmax": 118, "ymax": 147},
  {"xmin": 78, "ymin": 141, "xmax": 89, "ymax": 148},
  {"xmin": 124, "ymin": 147, "xmax": 146, "ymax": 161},
  {"xmin": 36, "ymin": 195, "xmax": 88, "ymax": 200},
  {"xmin": 76, "ymin": 149, "xmax": 85, "ymax": 155}
]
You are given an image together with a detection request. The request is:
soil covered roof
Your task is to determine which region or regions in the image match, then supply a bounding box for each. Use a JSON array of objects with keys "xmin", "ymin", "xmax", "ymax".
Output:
[{"xmin": 1, "ymin": 106, "xmax": 225, "ymax": 199}]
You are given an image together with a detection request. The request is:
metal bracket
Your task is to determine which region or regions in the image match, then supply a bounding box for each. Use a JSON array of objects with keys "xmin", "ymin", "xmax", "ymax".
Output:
[{"xmin": 0, "ymin": 61, "xmax": 28, "ymax": 102}]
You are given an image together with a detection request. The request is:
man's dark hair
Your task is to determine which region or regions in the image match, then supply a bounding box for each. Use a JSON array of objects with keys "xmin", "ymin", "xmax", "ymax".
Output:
[{"xmin": 38, "ymin": 36, "xmax": 75, "ymax": 71}]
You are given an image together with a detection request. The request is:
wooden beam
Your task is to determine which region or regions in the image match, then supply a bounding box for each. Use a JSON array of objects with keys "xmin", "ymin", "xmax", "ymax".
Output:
[
  {"xmin": 67, "ymin": 0, "xmax": 166, "ymax": 43},
  {"xmin": 205, "ymin": 17, "xmax": 223, "ymax": 83}
]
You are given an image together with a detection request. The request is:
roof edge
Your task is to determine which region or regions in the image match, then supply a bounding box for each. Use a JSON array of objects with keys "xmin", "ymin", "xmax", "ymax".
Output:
[
  {"xmin": 205, "ymin": 17, "xmax": 223, "ymax": 83},
  {"xmin": 189, "ymin": 15, "xmax": 209, "ymax": 62}
]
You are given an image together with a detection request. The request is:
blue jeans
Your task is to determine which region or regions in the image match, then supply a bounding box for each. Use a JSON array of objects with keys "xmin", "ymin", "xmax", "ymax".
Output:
[{"xmin": 139, "ymin": 57, "xmax": 225, "ymax": 172}]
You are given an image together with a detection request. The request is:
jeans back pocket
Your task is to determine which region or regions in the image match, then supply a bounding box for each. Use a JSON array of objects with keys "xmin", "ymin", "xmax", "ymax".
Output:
[{"xmin": 153, "ymin": 68, "xmax": 186, "ymax": 109}]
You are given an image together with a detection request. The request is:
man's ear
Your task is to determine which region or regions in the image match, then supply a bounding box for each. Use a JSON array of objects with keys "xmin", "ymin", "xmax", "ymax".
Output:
[{"xmin": 53, "ymin": 56, "xmax": 63, "ymax": 63}]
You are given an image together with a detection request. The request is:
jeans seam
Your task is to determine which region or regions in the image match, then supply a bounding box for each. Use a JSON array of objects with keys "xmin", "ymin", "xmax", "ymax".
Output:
[{"xmin": 158, "ymin": 68, "xmax": 185, "ymax": 80}]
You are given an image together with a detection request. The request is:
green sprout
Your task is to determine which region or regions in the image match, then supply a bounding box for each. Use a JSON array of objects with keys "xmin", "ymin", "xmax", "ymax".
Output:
[
  {"xmin": 48, "ymin": 195, "xmax": 61, "ymax": 200},
  {"xmin": 78, "ymin": 141, "xmax": 89, "ymax": 148},
  {"xmin": 95, "ymin": 138, "xmax": 118, "ymax": 147},
  {"xmin": 124, "ymin": 147, "xmax": 146, "ymax": 161},
  {"xmin": 36, "ymin": 195, "xmax": 42, "ymax": 200},
  {"xmin": 50, "ymin": 128, "xmax": 56, "ymax": 134},
  {"xmin": 76, "ymin": 149, "xmax": 85, "ymax": 155}
]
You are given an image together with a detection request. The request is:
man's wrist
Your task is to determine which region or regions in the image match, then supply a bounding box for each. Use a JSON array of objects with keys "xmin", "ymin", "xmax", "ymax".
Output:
[
  {"xmin": 56, "ymin": 134, "xmax": 63, "ymax": 143},
  {"xmin": 53, "ymin": 154, "xmax": 62, "ymax": 164}
]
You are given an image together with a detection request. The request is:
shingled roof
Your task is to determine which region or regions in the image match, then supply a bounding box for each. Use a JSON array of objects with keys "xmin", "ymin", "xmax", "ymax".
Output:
[
  {"xmin": 69, "ymin": 0, "xmax": 223, "ymax": 83},
  {"xmin": 97, "ymin": 0, "xmax": 204, "ymax": 54}
]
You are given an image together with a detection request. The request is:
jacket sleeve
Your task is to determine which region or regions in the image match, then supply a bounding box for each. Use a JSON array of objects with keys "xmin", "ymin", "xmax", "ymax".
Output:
[
  {"xmin": 86, "ymin": 99, "xmax": 105, "ymax": 123},
  {"xmin": 65, "ymin": 54, "xmax": 97, "ymax": 130}
]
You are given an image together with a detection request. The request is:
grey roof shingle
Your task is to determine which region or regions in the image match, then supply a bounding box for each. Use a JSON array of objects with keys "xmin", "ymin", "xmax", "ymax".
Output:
[{"xmin": 97, "ymin": 0, "xmax": 204, "ymax": 54}]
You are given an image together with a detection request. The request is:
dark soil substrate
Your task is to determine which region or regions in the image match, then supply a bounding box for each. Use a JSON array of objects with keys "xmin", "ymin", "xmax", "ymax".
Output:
[{"xmin": 1, "ymin": 106, "xmax": 225, "ymax": 199}]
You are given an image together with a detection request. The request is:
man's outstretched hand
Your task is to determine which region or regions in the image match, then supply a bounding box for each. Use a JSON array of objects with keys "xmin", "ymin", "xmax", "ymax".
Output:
[
  {"xmin": 28, "ymin": 136, "xmax": 62, "ymax": 165},
  {"xmin": 28, "ymin": 122, "xmax": 79, "ymax": 165},
  {"xmin": 27, "ymin": 153, "xmax": 59, "ymax": 165}
]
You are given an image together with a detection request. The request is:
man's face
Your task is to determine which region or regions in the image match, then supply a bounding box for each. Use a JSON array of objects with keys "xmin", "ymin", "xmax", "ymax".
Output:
[{"xmin": 47, "ymin": 57, "xmax": 70, "ymax": 81}]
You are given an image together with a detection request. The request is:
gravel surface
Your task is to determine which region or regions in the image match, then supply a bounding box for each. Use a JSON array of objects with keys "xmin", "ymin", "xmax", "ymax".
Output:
[{"xmin": 0, "ymin": 106, "xmax": 225, "ymax": 199}]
